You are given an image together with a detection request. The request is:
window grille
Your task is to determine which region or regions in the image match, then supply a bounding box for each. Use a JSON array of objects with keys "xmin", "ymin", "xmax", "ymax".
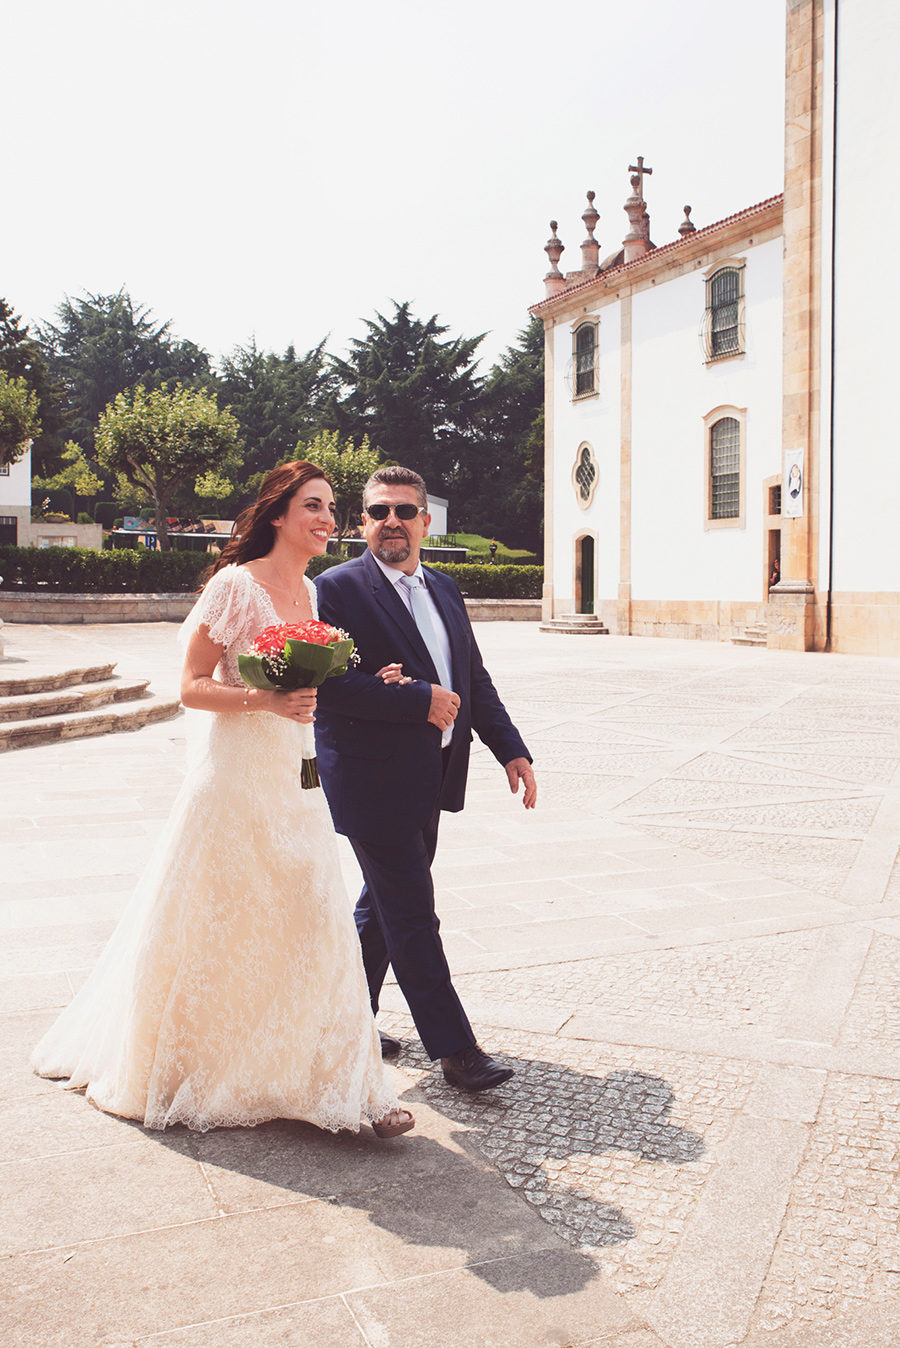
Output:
[
  {"xmin": 710, "ymin": 417, "xmax": 740, "ymax": 519},
  {"xmin": 573, "ymin": 444, "xmax": 598, "ymax": 507},
  {"xmin": 701, "ymin": 265, "xmax": 745, "ymax": 361},
  {"xmin": 0, "ymin": 464, "xmax": 9, "ymax": 476},
  {"xmin": 574, "ymin": 325, "xmax": 596, "ymax": 396},
  {"xmin": 710, "ymin": 269, "xmax": 740, "ymax": 355}
]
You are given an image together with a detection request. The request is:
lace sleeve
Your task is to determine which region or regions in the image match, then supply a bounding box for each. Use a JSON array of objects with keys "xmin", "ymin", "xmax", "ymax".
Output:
[
  {"xmin": 306, "ymin": 575, "xmax": 319, "ymax": 620},
  {"xmin": 179, "ymin": 565, "xmax": 257, "ymax": 654}
]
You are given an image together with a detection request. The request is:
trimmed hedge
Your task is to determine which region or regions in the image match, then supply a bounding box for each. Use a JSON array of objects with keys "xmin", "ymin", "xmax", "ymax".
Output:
[
  {"xmin": 0, "ymin": 546, "xmax": 543, "ymax": 599},
  {"xmin": 425, "ymin": 563, "xmax": 542, "ymax": 598},
  {"xmin": 310, "ymin": 555, "xmax": 541, "ymax": 596},
  {"xmin": 0, "ymin": 545, "xmax": 210, "ymax": 593}
]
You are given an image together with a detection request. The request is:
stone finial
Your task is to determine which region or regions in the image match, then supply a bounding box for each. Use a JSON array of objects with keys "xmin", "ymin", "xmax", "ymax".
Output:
[
  {"xmin": 623, "ymin": 157, "xmax": 653, "ymax": 262},
  {"xmin": 580, "ymin": 190, "xmax": 600, "ymax": 274},
  {"xmin": 544, "ymin": 221, "xmax": 567, "ymax": 296},
  {"xmin": 678, "ymin": 204, "xmax": 696, "ymax": 237}
]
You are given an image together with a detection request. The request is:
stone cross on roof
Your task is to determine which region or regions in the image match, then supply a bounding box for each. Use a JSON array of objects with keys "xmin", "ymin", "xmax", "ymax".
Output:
[{"xmin": 628, "ymin": 156, "xmax": 653, "ymax": 199}]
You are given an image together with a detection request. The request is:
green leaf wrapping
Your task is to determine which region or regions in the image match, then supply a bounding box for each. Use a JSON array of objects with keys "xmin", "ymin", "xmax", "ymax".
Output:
[{"xmin": 238, "ymin": 637, "xmax": 356, "ymax": 692}]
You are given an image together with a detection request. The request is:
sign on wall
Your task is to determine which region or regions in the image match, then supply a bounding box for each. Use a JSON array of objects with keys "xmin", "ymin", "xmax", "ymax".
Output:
[{"xmin": 783, "ymin": 448, "xmax": 804, "ymax": 517}]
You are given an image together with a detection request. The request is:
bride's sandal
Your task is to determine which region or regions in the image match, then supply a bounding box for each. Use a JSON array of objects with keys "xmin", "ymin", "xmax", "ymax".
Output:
[{"xmin": 371, "ymin": 1108, "xmax": 415, "ymax": 1139}]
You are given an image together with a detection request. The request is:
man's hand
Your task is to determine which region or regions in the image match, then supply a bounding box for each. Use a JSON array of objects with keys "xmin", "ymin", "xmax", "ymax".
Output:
[
  {"xmin": 505, "ymin": 757, "xmax": 537, "ymax": 809},
  {"xmin": 428, "ymin": 685, "xmax": 461, "ymax": 732}
]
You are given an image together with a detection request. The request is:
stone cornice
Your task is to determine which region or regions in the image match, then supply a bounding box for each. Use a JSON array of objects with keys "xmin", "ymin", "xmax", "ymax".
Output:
[{"xmin": 530, "ymin": 195, "xmax": 783, "ymax": 322}]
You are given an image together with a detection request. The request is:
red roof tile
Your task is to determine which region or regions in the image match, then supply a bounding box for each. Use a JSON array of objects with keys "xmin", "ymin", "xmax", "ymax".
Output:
[{"xmin": 529, "ymin": 193, "xmax": 783, "ymax": 313}]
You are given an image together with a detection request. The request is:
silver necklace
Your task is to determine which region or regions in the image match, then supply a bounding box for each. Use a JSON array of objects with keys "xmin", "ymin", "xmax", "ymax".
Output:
[{"xmin": 266, "ymin": 564, "xmax": 307, "ymax": 608}]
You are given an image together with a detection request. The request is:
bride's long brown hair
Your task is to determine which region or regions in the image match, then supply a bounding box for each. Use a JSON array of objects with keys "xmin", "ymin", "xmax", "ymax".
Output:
[{"xmin": 209, "ymin": 460, "xmax": 333, "ymax": 579}]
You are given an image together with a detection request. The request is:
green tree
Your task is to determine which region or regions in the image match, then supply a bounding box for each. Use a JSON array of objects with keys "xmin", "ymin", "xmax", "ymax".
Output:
[
  {"xmin": 461, "ymin": 317, "xmax": 545, "ymax": 551},
  {"xmin": 0, "ymin": 297, "xmax": 65, "ymax": 471},
  {"xmin": 40, "ymin": 289, "xmax": 213, "ymax": 456},
  {"xmin": 94, "ymin": 384, "xmax": 242, "ymax": 551},
  {"xmin": 303, "ymin": 429, "xmax": 381, "ymax": 545},
  {"xmin": 219, "ymin": 337, "xmax": 334, "ymax": 479},
  {"xmin": 32, "ymin": 439, "xmax": 104, "ymax": 509},
  {"xmin": 328, "ymin": 301, "xmax": 483, "ymax": 494},
  {"xmin": 0, "ymin": 370, "xmax": 41, "ymax": 467}
]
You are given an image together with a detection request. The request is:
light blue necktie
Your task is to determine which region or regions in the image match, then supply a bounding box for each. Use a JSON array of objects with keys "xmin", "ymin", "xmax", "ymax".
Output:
[{"xmin": 398, "ymin": 574, "xmax": 452, "ymax": 689}]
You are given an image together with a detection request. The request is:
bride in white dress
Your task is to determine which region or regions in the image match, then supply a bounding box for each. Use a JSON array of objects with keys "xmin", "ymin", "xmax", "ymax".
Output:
[{"xmin": 32, "ymin": 460, "xmax": 414, "ymax": 1139}]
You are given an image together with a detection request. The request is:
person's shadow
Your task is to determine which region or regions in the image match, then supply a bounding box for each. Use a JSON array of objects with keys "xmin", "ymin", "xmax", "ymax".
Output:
[
  {"xmin": 395, "ymin": 1049, "xmax": 706, "ymax": 1252},
  {"xmin": 149, "ymin": 1051, "xmax": 703, "ymax": 1297}
]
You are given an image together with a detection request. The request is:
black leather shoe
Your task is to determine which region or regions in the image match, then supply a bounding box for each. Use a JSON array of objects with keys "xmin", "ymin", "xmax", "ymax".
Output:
[
  {"xmin": 379, "ymin": 1031, "xmax": 401, "ymax": 1058},
  {"xmin": 441, "ymin": 1045, "xmax": 514, "ymax": 1092}
]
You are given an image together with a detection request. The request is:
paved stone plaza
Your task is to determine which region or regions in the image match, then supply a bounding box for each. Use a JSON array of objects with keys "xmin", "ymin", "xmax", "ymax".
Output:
[{"xmin": 3, "ymin": 620, "xmax": 900, "ymax": 1347}]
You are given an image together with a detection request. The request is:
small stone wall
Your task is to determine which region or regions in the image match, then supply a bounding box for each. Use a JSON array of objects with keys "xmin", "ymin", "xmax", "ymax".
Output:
[
  {"xmin": 0, "ymin": 593, "xmax": 198, "ymax": 623},
  {"xmin": 0, "ymin": 592, "xmax": 542, "ymax": 624}
]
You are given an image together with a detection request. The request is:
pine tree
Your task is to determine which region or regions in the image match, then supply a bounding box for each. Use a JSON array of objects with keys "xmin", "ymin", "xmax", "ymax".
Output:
[
  {"xmin": 218, "ymin": 337, "xmax": 334, "ymax": 478},
  {"xmin": 40, "ymin": 289, "xmax": 212, "ymax": 455},
  {"xmin": 459, "ymin": 317, "xmax": 544, "ymax": 551},
  {"xmin": 328, "ymin": 301, "xmax": 483, "ymax": 494},
  {"xmin": 0, "ymin": 297, "xmax": 65, "ymax": 472}
]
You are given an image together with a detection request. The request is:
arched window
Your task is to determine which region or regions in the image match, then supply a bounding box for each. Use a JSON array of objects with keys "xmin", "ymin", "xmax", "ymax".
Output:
[
  {"xmin": 573, "ymin": 323, "xmax": 598, "ymax": 397},
  {"xmin": 702, "ymin": 264, "xmax": 745, "ymax": 361},
  {"xmin": 709, "ymin": 416, "xmax": 741, "ymax": 519}
]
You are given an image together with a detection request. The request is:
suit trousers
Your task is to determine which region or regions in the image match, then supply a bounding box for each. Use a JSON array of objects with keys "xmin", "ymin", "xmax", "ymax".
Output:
[{"xmin": 349, "ymin": 797, "xmax": 477, "ymax": 1061}]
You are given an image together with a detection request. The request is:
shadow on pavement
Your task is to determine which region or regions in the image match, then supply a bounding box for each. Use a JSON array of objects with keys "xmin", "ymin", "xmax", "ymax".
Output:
[
  {"xmin": 148, "ymin": 1106, "xmax": 600, "ymax": 1298},
  {"xmin": 395, "ymin": 1053, "xmax": 707, "ymax": 1249}
]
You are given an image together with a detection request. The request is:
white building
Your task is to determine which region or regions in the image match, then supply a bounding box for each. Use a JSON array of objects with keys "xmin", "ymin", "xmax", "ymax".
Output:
[
  {"xmin": 0, "ymin": 446, "xmax": 33, "ymax": 548},
  {"xmin": 0, "ymin": 444, "xmax": 102, "ymax": 550},
  {"xmin": 533, "ymin": 0, "xmax": 900, "ymax": 656}
]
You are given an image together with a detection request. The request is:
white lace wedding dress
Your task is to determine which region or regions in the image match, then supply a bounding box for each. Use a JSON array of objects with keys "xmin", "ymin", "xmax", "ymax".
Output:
[{"xmin": 32, "ymin": 564, "xmax": 398, "ymax": 1132}]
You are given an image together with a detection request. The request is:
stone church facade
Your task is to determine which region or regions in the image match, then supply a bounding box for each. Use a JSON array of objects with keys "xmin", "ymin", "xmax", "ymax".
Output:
[{"xmin": 532, "ymin": 0, "xmax": 900, "ymax": 655}]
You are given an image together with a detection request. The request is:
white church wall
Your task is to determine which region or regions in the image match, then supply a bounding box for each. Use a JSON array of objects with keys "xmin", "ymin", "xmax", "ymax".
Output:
[
  {"xmin": 0, "ymin": 445, "xmax": 32, "ymax": 509},
  {"xmin": 550, "ymin": 308, "xmax": 621, "ymax": 618},
  {"xmin": 828, "ymin": 0, "xmax": 900, "ymax": 598},
  {"xmin": 629, "ymin": 238, "xmax": 783, "ymax": 604}
]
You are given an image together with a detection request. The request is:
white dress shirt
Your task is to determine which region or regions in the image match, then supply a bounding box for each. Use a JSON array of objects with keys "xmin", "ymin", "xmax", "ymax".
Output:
[{"xmin": 372, "ymin": 553, "xmax": 454, "ymax": 746}]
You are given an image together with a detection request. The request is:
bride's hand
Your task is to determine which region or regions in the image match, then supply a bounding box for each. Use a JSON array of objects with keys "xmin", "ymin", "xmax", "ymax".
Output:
[
  {"xmin": 377, "ymin": 663, "xmax": 411, "ymax": 685},
  {"xmin": 268, "ymin": 687, "xmax": 317, "ymax": 722}
]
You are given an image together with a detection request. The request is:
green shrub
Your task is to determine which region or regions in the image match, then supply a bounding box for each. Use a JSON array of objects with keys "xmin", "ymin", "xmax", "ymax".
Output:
[
  {"xmin": 0, "ymin": 545, "xmax": 210, "ymax": 593},
  {"xmin": 306, "ymin": 554, "xmax": 345, "ymax": 578},
  {"xmin": 94, "ymin": 501, "xmax": 118, "ymax": 528},
  {"xmin": 32, "ymin": 487, "xmax": 74, "ymax": 518},
  {"xmin": 306, "ymin": 554, "xmax": 541, "ymax": 597},
  {"xmin": 77, "ymin": 512, "xmax": 92, "ymax": 524},
  {"xmin": 427, "ymin": 563, "xmax": 542, "ymax": 598},
  {"xmin": 0, "ymin": 546, "xmax": 542, "ymax": 599}
]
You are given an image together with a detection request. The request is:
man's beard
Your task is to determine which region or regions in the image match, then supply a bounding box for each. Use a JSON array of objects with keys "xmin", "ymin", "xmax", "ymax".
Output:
[{"xmin": 375, "ymin": 534, "xmax": 411, "ymax": 564}]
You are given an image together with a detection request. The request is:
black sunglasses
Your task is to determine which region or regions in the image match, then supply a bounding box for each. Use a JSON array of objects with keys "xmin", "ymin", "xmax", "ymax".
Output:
[{"xmin": 365, "ymin": 503, "xmax": 426, "ymax": 521}]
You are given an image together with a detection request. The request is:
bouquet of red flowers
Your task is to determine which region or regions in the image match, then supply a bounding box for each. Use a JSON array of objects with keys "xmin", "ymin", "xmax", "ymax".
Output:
[{"xmin": 239, "ymin": 620, "xmax": 357, "ymax": 787}]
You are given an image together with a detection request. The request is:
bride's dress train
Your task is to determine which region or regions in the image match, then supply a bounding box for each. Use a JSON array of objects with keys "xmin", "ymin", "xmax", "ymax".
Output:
[{"xmin": 31, "ymin": 566, "xmax": 398, "ymax": 1132}]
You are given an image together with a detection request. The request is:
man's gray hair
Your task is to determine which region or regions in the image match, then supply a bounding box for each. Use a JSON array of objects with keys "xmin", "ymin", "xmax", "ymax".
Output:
[{"xmin": 363, "ymin": 465, "xmax": 428, "ymax": 511}]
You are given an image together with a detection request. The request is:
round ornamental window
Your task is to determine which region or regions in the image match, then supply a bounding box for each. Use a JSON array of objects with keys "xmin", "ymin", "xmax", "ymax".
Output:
[{"xmin": 572, "ymin": 443, "xmax": 598, "ymax": 509}]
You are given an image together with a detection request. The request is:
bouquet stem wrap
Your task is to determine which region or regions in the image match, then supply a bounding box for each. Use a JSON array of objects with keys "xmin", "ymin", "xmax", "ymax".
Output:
[{"xmin": 238, "ymin": 621, "xmax": 356, "ymax": 789}]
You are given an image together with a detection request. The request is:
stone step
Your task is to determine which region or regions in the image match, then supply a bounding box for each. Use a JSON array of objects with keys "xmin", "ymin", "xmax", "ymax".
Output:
[
  {"xmin": 0, "ymin": 662, "xmax": 117, "ymax": 698},
  {"xmin": 732, "ymin": 634, "xmax": 768, "ymax": 647},
  {"xmin": 0, "ymin": 694, "xmax": 182, "ymax": 752},
  {"xmin": 557, "ymin": 613, "xmax": 604, "ymax": 623},
  {"xmin": 0, "ymin": 677, "xmax": 152, "ymax": 724},
  {"xmin": 539, "ymin": 619, "xmax": 610, "ymax": 635}
]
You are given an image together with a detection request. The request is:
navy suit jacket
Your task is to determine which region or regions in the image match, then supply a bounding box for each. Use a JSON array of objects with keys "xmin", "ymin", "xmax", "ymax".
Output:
[{"xmin": 314, "ymin": 550, "xmax": 530, "ymax": 844}]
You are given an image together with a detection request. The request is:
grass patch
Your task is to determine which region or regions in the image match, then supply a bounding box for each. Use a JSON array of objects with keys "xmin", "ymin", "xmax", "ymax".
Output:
[{"xmin": 425, "ymin": 532, "xmax": 538, "ymax": 565}]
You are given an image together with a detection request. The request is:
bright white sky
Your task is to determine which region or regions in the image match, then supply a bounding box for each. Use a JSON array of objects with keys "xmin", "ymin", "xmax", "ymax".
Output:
[{"xmin": 6, "ymin": 0, "xmax": 786, "ymax": 373}]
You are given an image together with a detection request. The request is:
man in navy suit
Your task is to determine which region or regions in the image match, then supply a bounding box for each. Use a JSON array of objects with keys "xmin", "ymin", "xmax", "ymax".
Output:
[{"xmin": 314, "ymin": 465, "xmax": 536, "ymax": 1092}]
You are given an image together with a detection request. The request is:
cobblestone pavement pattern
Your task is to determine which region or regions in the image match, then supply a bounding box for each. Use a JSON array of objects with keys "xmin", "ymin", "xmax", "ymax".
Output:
[{"xmin": 3, "ymin": 621, "xmax": 900, "ymax": 1348}]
